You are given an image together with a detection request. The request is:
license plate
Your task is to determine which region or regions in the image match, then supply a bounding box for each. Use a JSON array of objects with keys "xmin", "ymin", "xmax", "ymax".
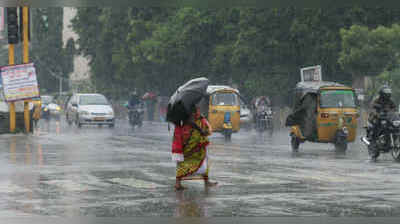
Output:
[{"xmin": 94, "ymin": 117, "xmax": 105, "ymax": 121}]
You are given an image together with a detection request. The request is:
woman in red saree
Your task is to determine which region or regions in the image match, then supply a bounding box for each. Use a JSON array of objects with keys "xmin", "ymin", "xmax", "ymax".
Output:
[{"xmin": 172, "ymin": 106, "xmax": 217, "ymax": 190}]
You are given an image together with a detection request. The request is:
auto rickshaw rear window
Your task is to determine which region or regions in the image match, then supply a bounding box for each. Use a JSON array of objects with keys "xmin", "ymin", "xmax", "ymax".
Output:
[
  {"xmin": 320, "ymin": 90, "xmax": 356, "ymax": 108},
  {"xmin": 211, "ymin": 92, "xmax": 238, "ymax": 106}
]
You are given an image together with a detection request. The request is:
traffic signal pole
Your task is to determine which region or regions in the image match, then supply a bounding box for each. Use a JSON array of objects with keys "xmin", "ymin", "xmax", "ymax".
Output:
[
  {"xmin": 23, "ymin": 7, "xmax": 30, "ymax": 133},
  {"xmin": 8, "ymin": 44, "xmax": 16, "ymax": 132},
  {"xmin": 7, "ymin": 7, "xmax": 31, "ymax": 133},
  {"xmin": 7, "ymin": 7, "xmax": 18, "ymax": 133}
]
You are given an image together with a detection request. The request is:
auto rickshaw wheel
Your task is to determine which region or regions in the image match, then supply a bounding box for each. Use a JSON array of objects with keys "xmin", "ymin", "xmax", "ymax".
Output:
[
  {"xmin": 76, "ymin": 116, "xmax": 82, "ymax": 128},
  {"xmin": 268, "ymin": 125, "xmax": 274, "ymax": 136},
  {"xmin": 290, "ymin": 135, "xmax": 300, "ymax": 152},
  {"xmin": 391, "ymin": 147, "xmax": 400, "ymax": 162},
  {"xmin": 368, "ymin": 144, "xmax": 379, "ymax": 161},
  {"xmin": 66, "ymin": 115, "xmax": 72, "ymax": 126},
  {"xmin": 138, "ymin": 119, "xmax": 143, "ymax": 127},
  {"xmin": 334, "ymin": 142, "xmax": 347, "ymax": 153},
  {"xmin": 224, "ymin": 130, "xmax": 232, "ymax": 142},
  {"xmin": 334, "ymin": 136, "xmax": 347, "ymax": 153}
]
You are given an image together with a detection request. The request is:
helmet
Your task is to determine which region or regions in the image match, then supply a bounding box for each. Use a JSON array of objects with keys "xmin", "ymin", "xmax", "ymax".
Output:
[{"xmin": 379, "ymin": 85, "xmax": 392, "ymax": 100}]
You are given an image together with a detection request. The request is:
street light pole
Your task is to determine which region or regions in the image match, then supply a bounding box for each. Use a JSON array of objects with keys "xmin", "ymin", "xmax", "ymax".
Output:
[
  {"xmin": 31, "ymin": 54, "xmax": 66, "ymax": 96},
  {"xmin": 48, "ymin": 70, "xmax": 64, "ymax": 96},
  {"xmin": 59, "ymin": 76, "xmax": 62, "ymax": 96}
]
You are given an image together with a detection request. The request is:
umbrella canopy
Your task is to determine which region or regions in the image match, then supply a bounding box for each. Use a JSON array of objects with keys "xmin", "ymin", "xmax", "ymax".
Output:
[
  {"xmin": 142, "ymin": 92, "xmax": 157, "ymax": 100},
  {"xmin": 166, "ymin": 77, "xmax": 209, "ymax": 125}
]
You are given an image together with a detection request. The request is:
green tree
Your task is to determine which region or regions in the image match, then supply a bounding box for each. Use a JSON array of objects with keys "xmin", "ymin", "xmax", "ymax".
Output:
[
  {"xmin": 339, "ymin": 24, "xmax": 400, "ymax": 89},
  {"xmin": 31, "ymin": 8, "xmax": 74, "ymax": 93},
  {"xmin": 70, "ymin": 6, "xmax": 400, "ymax": 106}
]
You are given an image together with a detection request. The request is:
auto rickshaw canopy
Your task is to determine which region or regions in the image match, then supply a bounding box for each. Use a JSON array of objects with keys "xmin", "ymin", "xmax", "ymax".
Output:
[{"xmin": 293, "ymin": 81, "xmax": 346, "ymax": 105}]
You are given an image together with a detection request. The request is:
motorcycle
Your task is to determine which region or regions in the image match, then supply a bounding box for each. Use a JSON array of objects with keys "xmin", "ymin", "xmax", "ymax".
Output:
[
  {"xmin": 41, "ymin": 104, "xmax": 51, "ymax": 121},
  {"xmin": 361, "ymin": 110, "xmax": 400, "ymax": 162},
  {"xmin": 255, "ymin": 106, "xmax": 274, "ymax": 133},
  {"xmin": 128, "ymin": 103, "xmax": 144, "ymax": 129}
]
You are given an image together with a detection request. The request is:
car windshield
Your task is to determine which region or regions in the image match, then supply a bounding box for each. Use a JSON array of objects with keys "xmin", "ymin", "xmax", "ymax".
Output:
[
  {"xmin": 79, "ymin": 95, "xmax": 109, "ymax": 105},
  {"xmin": 320, "ymin": 90, "xmax": 356, "ymax": 108},
  {"xmin": 41, "ymin": 96, "xmax": 53, "ymax": 105},
  {"xmin": 212, "ymin": 92, "xmax": 238, "ymax": 106}
]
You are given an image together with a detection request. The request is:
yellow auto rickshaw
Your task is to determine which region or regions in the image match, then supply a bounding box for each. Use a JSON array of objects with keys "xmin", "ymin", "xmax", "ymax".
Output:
[
  {"xmin": 286, "ymin": 81, "xmax": 359, "ymax": 153},
  {"xmin": 200, "ymin": 85, "xmax": 241, "ymax": 141}
]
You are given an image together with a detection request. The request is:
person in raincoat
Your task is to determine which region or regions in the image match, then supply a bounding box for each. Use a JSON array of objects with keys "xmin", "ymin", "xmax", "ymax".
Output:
[{"xmin": 171, "ymin": 104, "xmax": 217, "ymax": 191}]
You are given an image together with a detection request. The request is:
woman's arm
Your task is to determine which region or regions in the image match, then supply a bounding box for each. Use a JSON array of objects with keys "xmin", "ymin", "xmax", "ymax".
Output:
[{"xmin": 201, "ymin": 118, "xmax": 212, "ymax": 136}]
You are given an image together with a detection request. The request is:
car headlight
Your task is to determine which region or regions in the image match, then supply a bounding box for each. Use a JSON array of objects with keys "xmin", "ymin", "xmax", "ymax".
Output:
[
  {"xmin": 381, "ymin": 120, "xmax": 387, "ymax": 125},
  {"xmin": 393, "ymin": 120, "xmax": 400, "ymax": 127},
  {"xmin": 79, "ymin": 110, "xmax": 90, "ymax": 115},
  {"xmin": 56, "ymin": 106, "xmax": 61, "ymax": 111},
  {"xmin": 43, "ymin": 108, "xmax": 48, "ymax": 112}
]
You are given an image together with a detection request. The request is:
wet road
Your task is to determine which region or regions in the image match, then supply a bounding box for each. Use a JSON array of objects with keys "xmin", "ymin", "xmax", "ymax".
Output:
[{"xmin": 1, "ymin": 118, "xmax": 400, "ymax": 217}]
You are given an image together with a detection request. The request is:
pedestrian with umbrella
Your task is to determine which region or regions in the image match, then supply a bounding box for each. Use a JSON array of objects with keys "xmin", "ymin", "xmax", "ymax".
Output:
[
  {"xmin": 167, "ymin": 77, "xmax": 218, "ymax": 191},
  {"xmin": 142, "ymin": 91, "xmax": 157, "ymax": 121}
]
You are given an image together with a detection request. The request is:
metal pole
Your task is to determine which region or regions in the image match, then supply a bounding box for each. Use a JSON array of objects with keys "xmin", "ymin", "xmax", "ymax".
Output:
[
  {"xmin": 60, "ymin": 77, "xmax": 62, "ymax": 96},
  {"xmin": 8, "ymin": 44, "xmax": 16, "ymax": 132},
  {"xmin": 23, "ymin": 6, "xmax": 30, "ymax": 133}
]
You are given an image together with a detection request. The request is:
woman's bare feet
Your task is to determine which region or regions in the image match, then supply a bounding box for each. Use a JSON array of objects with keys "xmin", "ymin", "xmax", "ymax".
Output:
[
  {"xmin": 175, "ymin": 184, "xmax": 186, "ymax": 191},
  {"xmin": 175, "ymin": 179, "xmax": 185, "ymax": 191},
  {"xmin": 204, "ymin": 178, "xmax": 218, "ymax": 187},
  {"xmin": 205, "ymin": 181, "xmax": 218, "ymax": 187},
  {"xmin": 203, "ymin": 175, "xmax": 217, "ymax": 187}
]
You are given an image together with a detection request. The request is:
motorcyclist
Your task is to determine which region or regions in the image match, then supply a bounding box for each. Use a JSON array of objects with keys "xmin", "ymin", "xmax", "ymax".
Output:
[
  {"xmin": 128, "ymin": 91, "xmax": 140, "ymax": 109},
  {"xmin": 127, "ymin": 91, "xmax": 144, "ymax": 127},
  {"xmin": 366, "ymin": 85, "xmax": 397, "ymax": 142},
  {"xmin": 253, "ymin": 96, "xmax": 272, "ymax": 124},
  {"xmin": 258, "ymin": 96, "xmax": 272, "ymax": 111}
]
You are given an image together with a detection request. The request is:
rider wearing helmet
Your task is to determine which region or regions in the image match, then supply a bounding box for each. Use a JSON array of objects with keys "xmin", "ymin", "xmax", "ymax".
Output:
[
  {"xmin": 366, "ymin": 85, "xmax": 397, "ymax": 141},
  {"xmin": 128, "ymin": 91, "xmax": 140, "ymax": 109}
]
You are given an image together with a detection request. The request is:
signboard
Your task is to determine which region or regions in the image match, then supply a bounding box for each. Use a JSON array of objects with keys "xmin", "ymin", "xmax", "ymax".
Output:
[
  {"xmin": 0, "ymin": 63, "xmax": 39, "ymax": 102},
  {"xmin": 300, "ymin": 65, "xmax": 322, "ymax": 82}
]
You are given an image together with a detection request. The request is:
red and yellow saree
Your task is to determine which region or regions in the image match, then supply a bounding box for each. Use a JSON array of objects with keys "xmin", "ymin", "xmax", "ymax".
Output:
[{"xmin": 172, "ymin": 117, "xmax": 211, "ymax": 179}]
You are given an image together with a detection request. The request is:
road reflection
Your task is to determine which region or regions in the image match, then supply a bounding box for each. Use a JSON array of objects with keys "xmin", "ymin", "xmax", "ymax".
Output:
[
  {"xmin": 21, "ymin": 142, "xmax": 33, "ymax": 214},
  {"xmin": 174, "ymin": 190, "xmax": 209, "ymax": 217},
  {"xmin": 6, "ymin": 135, "xmax": 46, "ymax": 215},
  {"xmin": 37, "ymin": 144, "xmax": 43, "ymax": 167},
  {"xmin": 55, "ymin": 120, "xmax": 61, "ymax": 135},
  {"xmin": 10, "ymin": 136, "xmax": 17, "ymax": 164},
  {"xmin": 33, "ymin": 119, "xmax": 63, "ymax": 136}
]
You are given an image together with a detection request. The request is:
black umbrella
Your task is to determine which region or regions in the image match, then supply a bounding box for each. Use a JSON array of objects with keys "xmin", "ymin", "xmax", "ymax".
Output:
[{"xmin": 166, "ymin": 77, "xmax": 209, "ymax": 125}]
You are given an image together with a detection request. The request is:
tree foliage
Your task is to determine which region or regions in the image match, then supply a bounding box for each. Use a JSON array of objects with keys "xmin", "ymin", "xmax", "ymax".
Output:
[
  {"xmin": 31, "ymin": 8, "xmax": 75, "ymax": 94},
  {"xmin": 71, "ymin": 7, "xmax": 400, "ymax": 105},
  {"xmin": 339, "ymin": 24, "xmax": 400, "ymax": 88}
]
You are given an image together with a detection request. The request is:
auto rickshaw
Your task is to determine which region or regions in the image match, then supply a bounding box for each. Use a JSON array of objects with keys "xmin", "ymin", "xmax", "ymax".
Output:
[
  {"xmin": 200, "ymin": 85, "xmax": 241, "ymax": 141},
  {"xmin": 286, "ymin": 81, "xmax": 359, "ymax": 153}
]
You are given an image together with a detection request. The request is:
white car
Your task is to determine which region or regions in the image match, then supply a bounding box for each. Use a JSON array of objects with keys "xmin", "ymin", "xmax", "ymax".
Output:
[
  {"xmin": 240, "ymin": 101, "xmax": 253, "ymax": 130},
  {"xmin": 66, "ymin": 93, "xmax": 115, "ymax": 128}
]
